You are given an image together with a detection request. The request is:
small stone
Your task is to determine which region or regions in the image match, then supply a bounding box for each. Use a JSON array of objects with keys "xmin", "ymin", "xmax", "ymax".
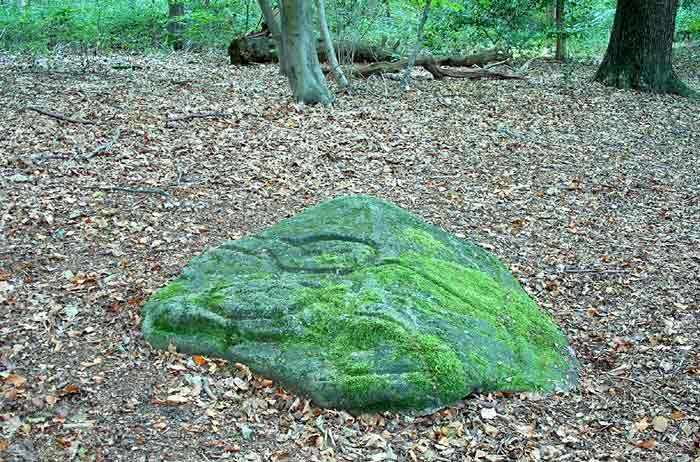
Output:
[{"xmin": 652, "ymin": 416, "xmax": 668, "ymax": 433}]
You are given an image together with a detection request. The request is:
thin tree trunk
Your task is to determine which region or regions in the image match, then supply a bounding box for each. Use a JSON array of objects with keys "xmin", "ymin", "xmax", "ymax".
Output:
[
  {"xmin": 595, "ymin": 0, "xmax": 694, "ymax": 96},
  {"xmin": 401, "ymin": 0, "xmax": 432, "ymax": 92},
  {"xmin": 315, "ymin": 0, "xmax": 350, "ymax": 91},
  {"xmin": 554, "ymin": 0, "xmax": 566, "ymax": 61},
  {"xmin": 257, "ymin": 0, "xmax": 286, "ymax": 74},
  {"xmin": 279, "ymin": 0, "xmax": 333, "ymax": 105},
  {"xmin": 167, "ymin": 0, "xmax": 185, "ymax": 51}
]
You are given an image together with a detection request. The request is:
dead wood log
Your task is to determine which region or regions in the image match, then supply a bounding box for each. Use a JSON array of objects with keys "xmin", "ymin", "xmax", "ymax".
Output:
[
  {"xmin": 228, "ymin": 32, "xmax": 397, "ymax": 65},
  {"xmin": 350, "ymin": 57, "xmax": 523, "ymax": 81},
  {"xmin": 228, "ymin": 32, "xmax": 276, "ymax": 65},
  {"xmin": 437, "ymin": 49, "xmax": 510, "ymax": 67}
]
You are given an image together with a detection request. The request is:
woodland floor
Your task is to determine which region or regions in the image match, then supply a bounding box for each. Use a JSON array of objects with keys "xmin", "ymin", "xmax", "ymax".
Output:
[{"xmin": 0, "ymin": 48, "xmax": 699, "ymax": 462}]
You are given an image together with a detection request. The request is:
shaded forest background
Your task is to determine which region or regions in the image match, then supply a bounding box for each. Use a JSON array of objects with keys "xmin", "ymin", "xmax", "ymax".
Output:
[{"xmin": 0, "ymin": 0, "xmax": 698, "ymax": 59}]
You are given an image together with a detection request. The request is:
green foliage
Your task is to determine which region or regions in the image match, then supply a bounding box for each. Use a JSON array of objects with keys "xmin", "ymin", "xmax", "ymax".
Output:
[
  {"xmin": 1, "ymin": 0, "xmax": 697, "ymax": 56},
  {"xmin": 677, "ymin": 5, "xmax": 700, "ymax": 40},
  {"xmin": 0, "ymin": 0, "xmax": 258, "ymax": 52}
]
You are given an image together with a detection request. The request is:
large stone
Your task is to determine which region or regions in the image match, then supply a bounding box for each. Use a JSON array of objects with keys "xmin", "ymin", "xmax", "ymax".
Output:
[{"xmin": 142, "ymin": 196, "xmax": 577, "ymax": 413}]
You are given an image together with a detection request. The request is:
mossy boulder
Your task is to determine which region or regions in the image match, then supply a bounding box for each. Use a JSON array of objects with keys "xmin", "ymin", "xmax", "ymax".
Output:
[{"xmin": 142, "ymin": 195, "xmax": 577, "ymax": 413}]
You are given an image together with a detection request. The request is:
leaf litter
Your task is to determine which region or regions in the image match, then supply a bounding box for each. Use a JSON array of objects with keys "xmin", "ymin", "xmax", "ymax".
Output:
[{"xmin": 0, "ymin": 49, "xmax": 699, "ymax": 461}]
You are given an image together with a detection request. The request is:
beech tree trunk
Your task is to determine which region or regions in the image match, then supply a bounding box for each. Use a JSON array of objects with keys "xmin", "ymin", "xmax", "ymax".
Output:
[
  {"xmin": 595, "ymin": 0, "xmax": 693, "ymax": 95},
  {"xmin": 401, "ymin": 0, "xmax": 432, "ymax": 92},
  {"xmin": 554, "ymin": 0, "xmax": 566, "ymax": 61},
  {"xmin": 256, "ymin": 0, "xmax": 286, "ymax": 74},
  {"xmin": 167, "ymin": 0, "xmax": 185, "ymax": 50},
  {"xmin": 315, "ymin": 0, "xmax": 349, "ymax": 90},
  {"xmin": 279, "ymin": 0, "xmax": 333, "ymax": 105}
]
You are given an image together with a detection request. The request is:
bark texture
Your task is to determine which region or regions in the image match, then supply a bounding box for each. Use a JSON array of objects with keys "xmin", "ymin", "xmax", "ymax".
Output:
[
  {"xmin": 228, "ymin": 33, "xmax": 398, "ymax": 65},
  {"xmin": 315, "ymin": 0, "xmax": 349, "ymax": 90},
  {"xmin": 279, "ymin": 0, "xmax": 333, "ymax": 105},
  {"xmin": 401, "ymin": 0, "xmax": 432, "ymax": 92},
  {"xmin": 256, "ymin": 0, "xmax": 286, "ymax": 74},
  {"xmin": 595, "ymin": 0, "xmax": 694, "ymax": 95},
  {"xmin": 167, "ymin": 0, "xmax": 185, "ymax": 51},
  {"xmin": 555, "ymin": 0, "xmax": 566, "ymax": 61}
]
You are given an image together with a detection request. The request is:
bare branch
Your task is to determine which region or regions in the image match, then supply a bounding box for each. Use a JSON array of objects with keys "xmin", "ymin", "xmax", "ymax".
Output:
[{"xmin": 26, "ymin": 106, "xmax": 96, "ymax": 125}]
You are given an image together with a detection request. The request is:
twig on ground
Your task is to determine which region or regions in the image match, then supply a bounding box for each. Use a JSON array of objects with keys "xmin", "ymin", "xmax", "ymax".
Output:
[
  {"xmin": 88, "ymin": 186, "xmax": 171, "ymax": 198},
  {"xmin": 561, "ymin": 267, "xmax": 629, "ymax": 274},
  {"xmin": 26, "ymin": 106, "xmax": 96, "ymax": 125},
  {"xmin": 111, "ymin": 64, "xmax": 143, "ymax": 70},
  {"xmin": 172, "ymin": 162, "xmax": 185, "ymax": 186},
  {"xmin": 62, "ymin": 422, "xmax": 95, "ymax": 429},
  {"xmin": 484, "ymin": 59, "xmax": 510, "ymax": 69},
  {"xmin": 604, "ymin": 372, "xmax": 683, "ymax": 411},
  {"xmin": 83, "ymin": 128, "xmax": 121, "ymax": 160},
  {"xmin": 166, "ymin": 112, "xmax": 232, "ymax": 127}
]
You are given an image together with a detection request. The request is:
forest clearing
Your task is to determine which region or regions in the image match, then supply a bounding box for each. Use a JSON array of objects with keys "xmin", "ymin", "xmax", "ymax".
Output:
[{"xmin": 2, "ymin": 0, "xmax": 700, "ymax": 458}]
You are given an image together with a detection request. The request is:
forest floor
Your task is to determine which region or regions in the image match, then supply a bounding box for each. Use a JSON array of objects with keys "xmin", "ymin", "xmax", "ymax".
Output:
[{"xmin": 1, "ymin": 47, "xmax": 699, "ymax": 462}]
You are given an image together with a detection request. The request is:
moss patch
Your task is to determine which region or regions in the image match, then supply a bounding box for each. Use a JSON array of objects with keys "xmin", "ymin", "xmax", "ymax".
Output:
[{"xmin": 142, "ymin": 195, "xmax": 578, "ymax": 413}]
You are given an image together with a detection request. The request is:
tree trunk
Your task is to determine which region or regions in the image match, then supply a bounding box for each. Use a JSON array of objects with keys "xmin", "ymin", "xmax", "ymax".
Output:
[
  {"xmin": 256, "ymin": 0, "xmax": 286, "ymax": 74},
  {"xmin": 554, "ymin": 0, "xmax": 566, "ymax": 61},
  {"xmin": 595, "ymin": 0, "xmax": 694, "ymax": 96},
  {"xmin": 167, "ymin": 0, "xmax": 185, "ymax": 51},
  {"xmin": 279, "ymin": 0, "xmax": 333, "ymax": 105},
  {"xmin": 401, "ymin": 0, "xmax": 432, "ymax": 92},
  {"xmin": 315, "ymin": 0, "xmax": 350, "ymax": 90}
]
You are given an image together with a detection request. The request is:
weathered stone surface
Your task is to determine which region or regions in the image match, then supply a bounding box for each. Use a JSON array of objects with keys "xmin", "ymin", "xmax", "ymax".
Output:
[{"xmin": 142, "ymin": 196, "xmax": 578, "ymax": 413}]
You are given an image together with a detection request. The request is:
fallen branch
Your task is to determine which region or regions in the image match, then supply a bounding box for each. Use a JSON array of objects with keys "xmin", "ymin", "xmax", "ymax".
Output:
[
  {"xmin": 26, "ymin": 106, "xmax": 96, "ymax": 125},
  {"xmin": 166, "ymin": 112, "xmax": 232, "ymax": 127},
  {"xmin": 350, "ymin": 57, "xmax": 524, "ymax": 81},
  {"xmin": 111, "ymin": 64, "xmax": 144, "ymax": 70},
  {"xmin": 561, "ymin": 267, "xmax": 629, "ymax": 274},
  {"xmin": 82, "ymin": 128, "xmax": 121, "ymax": 161},
  {"xmin": 89, "ymin": 186, "xmax": 171, "ymax": 197}
]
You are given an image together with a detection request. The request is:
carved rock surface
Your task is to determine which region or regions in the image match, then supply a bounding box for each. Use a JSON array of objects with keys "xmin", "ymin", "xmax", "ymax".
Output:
[{"xmin": 143, "ymin": 196, "xmax": 577, "ymax": 413}]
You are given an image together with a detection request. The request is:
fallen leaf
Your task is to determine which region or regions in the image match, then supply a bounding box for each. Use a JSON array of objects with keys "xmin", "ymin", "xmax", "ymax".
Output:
[
  {"xmin": 165, "ymin": 394, "xmax": 190, "ymax": 405},
  {"xmin": 635, "ymin": 417, "xmax": 649, "ymax": 432},
  {"xmin": 671, "ymin": 410, "xmax": 685, "ymax": 421},
  {"xmin": 4, "ymin": 374, "xmax": 27, "ymax": 387},
  {"xmin": 637, "ymin": 439, "xmax": 656, "ymax": 450},
  {"xmin": 233, "ymin": 377, "xmax": 249, "ymax": 391},
  {"xmin": 62, "ymin": 384, "xmax": 80, "ymax": 395},
  {"xmin": 193, "ymin": 355, "xmax": 207, "ymax": 365},
  {"xmin": 483, "ymin": 423, "xmax": 499, "ymax": 437}
]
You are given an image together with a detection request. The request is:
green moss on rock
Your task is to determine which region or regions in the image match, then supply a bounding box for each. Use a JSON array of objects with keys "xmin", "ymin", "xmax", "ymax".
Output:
[{"xmin": 142, "ymin": 195, "xmax": 578, "ymax": 413}]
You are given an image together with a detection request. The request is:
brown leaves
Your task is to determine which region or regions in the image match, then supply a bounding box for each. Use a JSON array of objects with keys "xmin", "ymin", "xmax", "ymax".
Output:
[
  {"xmin": 1, "ymin": 374, "xmax": 27, "ymax": 400},
  {"xmin": 1, "ymin": 53, "xmax": 699, "ymax": 462}
]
